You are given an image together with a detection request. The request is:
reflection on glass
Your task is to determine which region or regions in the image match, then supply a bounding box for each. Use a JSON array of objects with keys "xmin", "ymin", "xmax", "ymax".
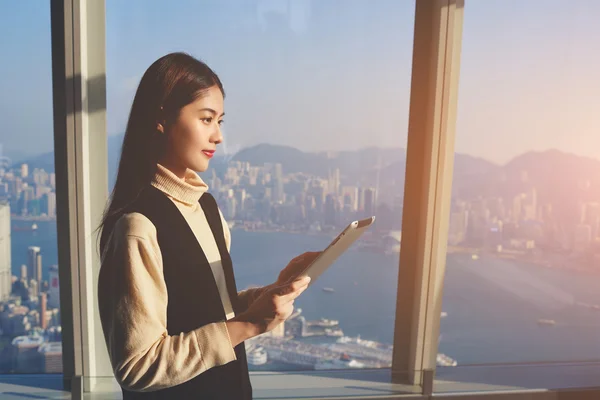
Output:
[
  {"xmin": 439, "ymin": 0, "xmax": 600, "ymax": 365},
  {"xmin": 0, "ymin": 2, "xmax": 61, "ymax": 373},
  {"xmin": 107, "ymin": 0, "xmax": 418, "ymax": 371}
]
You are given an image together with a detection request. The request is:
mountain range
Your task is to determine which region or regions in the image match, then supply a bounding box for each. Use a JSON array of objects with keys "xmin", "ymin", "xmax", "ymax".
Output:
[{"xmin": 13, "ymin": 135, "xmax": 600, "ymax": 218}]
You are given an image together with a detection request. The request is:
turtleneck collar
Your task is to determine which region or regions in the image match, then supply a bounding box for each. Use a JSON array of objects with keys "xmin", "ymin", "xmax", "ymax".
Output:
[{"xmin": 151, "ymin": 164, "xmax": 208, "ymax": 207}]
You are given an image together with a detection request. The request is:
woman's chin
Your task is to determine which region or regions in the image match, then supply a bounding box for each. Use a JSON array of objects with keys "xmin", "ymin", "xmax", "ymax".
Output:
[{"xmin": 193, "ymin": 160, "xmax": 210, "ymax": 173}]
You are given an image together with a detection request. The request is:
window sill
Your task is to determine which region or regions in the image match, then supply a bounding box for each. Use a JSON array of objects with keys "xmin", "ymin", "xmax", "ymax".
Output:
[
  {"xmin": 251, "ymin": 368, "xmax": 420, "ymax": 399},
  {"xmin": 3, "ymin": 363, "xmax": 600, "ymax": 400},
  {"xmin": 435, "ymin": 362, "xmax": 600, "ymax": 394}
]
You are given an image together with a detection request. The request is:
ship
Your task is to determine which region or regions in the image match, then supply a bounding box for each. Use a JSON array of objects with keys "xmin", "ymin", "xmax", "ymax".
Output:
[
  {"xmin": 322, "ymin": 287, "xmax": 335, "ymax": 293},
  {"xmin": 13, "ymin": 223, "xmax": 39, "ymax": 232},
  {"xmin": 437, "ymin": 353, "xmax": 458, "ymax": 367},
  {"xmin": 245, "ymin": 344, "xmax": 268, "ymax": 366},
  {"xmin": 310, "ymin": 318, "xmax": 339, "ymax": 328},
  {"xmin": 303, "ymin": 318, "xmax": 344, "ymax": 337},
  {"xmin": 315, "ymin": 353, "xmax": 365, "ymax": 370}
]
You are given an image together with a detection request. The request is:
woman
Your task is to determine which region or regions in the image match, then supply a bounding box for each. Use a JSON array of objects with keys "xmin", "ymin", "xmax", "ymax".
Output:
[{"xmin": 98, "ymin": 52, "xmax": 318, "ymax": 399}]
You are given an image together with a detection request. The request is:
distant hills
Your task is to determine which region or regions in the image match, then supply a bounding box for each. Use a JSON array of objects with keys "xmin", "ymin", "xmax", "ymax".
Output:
[{"xmin": 13, "ymin": 136, "xmax": 600, "ymax": 218}]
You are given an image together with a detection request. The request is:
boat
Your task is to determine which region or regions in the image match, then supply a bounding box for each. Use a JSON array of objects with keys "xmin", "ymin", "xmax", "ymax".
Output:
[
  {"xmin": 322, "ymin": 287, "xmax": 335, "ymax": 293},
  {"xmin": 245, "ymin": 345, "xmax": 268, "ymax": 366},
  {"xmin": 315, "ymin": 353, "xmax": 365, "ymax": 370},
  {"xmin": 310, "ymin": 318, "xmax": 339, "ymax": 328},
  {"xmin": 471, "ymin": 254, "xmax": 479, "ymax": 260},
  {"xmin": 13, "ymin": 223, "xmax": 39, "ymax": 232},
  {"xmin": 324, "ymin": 328, "xmax": 344, "ymax": 337},
  {"xmin": 537, "ymin": 319, "xmax": 556, "ymax": 326},
  {"xmin": 441, "ymin": 311, "xmax": 448, "ymax": 318},
  {"xmin": 437, "ymin": 353, "xmax": 458, "ymax": 367}
]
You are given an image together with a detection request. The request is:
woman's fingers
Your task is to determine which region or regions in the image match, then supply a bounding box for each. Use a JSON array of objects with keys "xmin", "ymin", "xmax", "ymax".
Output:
[
  {"xmin": 281, "ymin": 252, "xmax": 322, "ymax": 283},
  {"xmin": 272, "ymin": 277, "xmax": 310, "ymax": 303}
]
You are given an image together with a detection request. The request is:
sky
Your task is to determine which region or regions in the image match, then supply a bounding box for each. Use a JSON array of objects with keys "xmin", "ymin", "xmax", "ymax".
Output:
[{"xmin": 1, "ymin": 0, "xmax": 600, "ymax": 164}]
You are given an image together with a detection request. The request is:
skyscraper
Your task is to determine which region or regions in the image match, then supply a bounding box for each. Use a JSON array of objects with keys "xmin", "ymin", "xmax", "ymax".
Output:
[
  {"xmin": 328, "ymin": 168, "xmax": 341, "ymax": 196},
  {"xmin": 41, "ymin": 292, "xmax": 48, "ymax": 330},
  {"xmin": 324, "ymin": 194, "xmax": 338, "ymax": 226},
  {"xmin": 48, "ymin": 265, "xmax": 60, "ymax": 309},
  {"xmin": 0, "ymin": 202, "xmax": 11, "ymax": 301},
  {"xmin": 28, "ymin": 246, "xmax": 42, "ymax": 287},
  {"xmin": 42, "ymin": 192, "xmax": 56, "ymax": 218},
  {"xmin": 363, "ymin": 188, "xmax": 377, "ymax": 217},
  {"xmin": 273, "ymin": 163, "xmax": 284, "ymax": 203}
]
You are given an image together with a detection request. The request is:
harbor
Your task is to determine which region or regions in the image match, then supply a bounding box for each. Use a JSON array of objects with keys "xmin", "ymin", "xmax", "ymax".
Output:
[{"xmin": 245, "ymin": 308, "xmax": 458, "ymax": 370}]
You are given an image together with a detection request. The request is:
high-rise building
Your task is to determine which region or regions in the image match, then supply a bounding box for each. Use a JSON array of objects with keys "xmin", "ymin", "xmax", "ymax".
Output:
[
  {"xmin": 273, "ymin": 163, "xmax": 284, "ymax": 203},
  {"xmin": 324, "ymin": 194, "xmax": 338, "ymax": 226},
  {"xmin": 363, "ymin": 188, "xmax": 377, "ymax": 217},
  {"xmin": 28, "ymin": 247, "xmax": 42, "ymax": 286},
  {"xmin": 0, "ymin": 202, "xmax": 11, "ymax": 301},
  {"xmin": 19, "ymin": 186, "xmax": 35, "ymax": 215},
  {"xmin": 29, "ymin": 279, "xmax": 38, "ymax": 299},
  {"xmin": 42, "ymin": 192, "xmax": 56, "ymax": 218},
  {"xmin": 512, "ymin": 194, "xmax": 523, "ymax": 224},
  {"xmin": 41, "ymin": 292, "xmax": 48, "ymax": 330},
  {"xmin": 329, "ymin": 168, "xmax": 341, "ymax": 196},
  {"xmin": 313, "ymin": 185, "xmax": 325, "ymax": 213},
  {"xmin": 235, "ymin": 189, "xmax": 247, "ymax": 216},
  {"xmin": 449, "ymin": 209, "xmax": 468, "ymax": 245},
  {"xmin": 20, "ymin": 164, "xmax": 29, "ymax": 178},
  {"xmin": 340, "ymin": 186, "xmax": 359, "ymax": 211},
  {"xmin": 20, "ymin": 264, "xmax": 27, "ymax": 281},
  {"xmin": 48, "ymin": 265, "xmax": 60, "ymax": 309},
  {"xmin": 582, "ymin": 202, "xmax": 600, "ymax": 240}
]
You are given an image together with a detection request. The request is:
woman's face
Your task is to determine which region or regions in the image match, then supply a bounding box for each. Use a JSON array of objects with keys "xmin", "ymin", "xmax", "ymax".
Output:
[{"xmin": 160, "ymin": 85, "xmax": 224, "ymax": 176}]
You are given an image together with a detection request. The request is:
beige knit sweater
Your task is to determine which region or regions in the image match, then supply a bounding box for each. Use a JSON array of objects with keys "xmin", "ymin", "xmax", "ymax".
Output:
[{"xmin": 98, "ymin": 164, "xmax": 258, "ymax": 392}]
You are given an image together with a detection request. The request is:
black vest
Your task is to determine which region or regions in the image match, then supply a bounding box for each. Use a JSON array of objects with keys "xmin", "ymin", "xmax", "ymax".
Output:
[{"xmin": 121, "ymin": 186, "xmax": 252, "ymax": 399}]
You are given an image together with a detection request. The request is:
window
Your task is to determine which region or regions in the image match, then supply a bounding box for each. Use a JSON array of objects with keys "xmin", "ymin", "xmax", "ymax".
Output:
[
  {"xmin": 438, "ymin": 0, "xmax": 600, "ymax": 367},
  {"xmin": 106, "ymin": 0, "xmax": 416, "ymax": 372},
  {"xmin": 0, "ymin": 1, "xmax": 62, "ymax": 374}
]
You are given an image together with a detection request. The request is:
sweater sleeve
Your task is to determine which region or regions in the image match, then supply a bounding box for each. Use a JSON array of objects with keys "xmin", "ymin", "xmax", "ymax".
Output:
[{"xmin": 98, "ymin": 213, "xmax": 237, "ymax": 392}]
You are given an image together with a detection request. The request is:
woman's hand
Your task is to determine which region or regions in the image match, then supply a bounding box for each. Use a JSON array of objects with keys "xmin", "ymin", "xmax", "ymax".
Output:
[
  {"xmin": 276, "ymin": 251, "xmax": 322, "ymax": 286},
  {"xmin": 247, "ymin": 251, "xmax": 321, "ymax": 303},
  {"xmin": 227, "ymin": 276, "xmax": 311, "ymax": 344}
]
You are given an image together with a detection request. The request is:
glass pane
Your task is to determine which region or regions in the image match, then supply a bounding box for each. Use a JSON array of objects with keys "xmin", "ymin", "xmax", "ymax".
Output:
[
  {"xmin": 0, "ymin": 2, "xmax": 62, "ymax": 374},
  {"xmin": 106, "ymin": 0, "xmax": 414, "ymax": 372},
  {"xmin": 439, "ymin": 0, "xmax": 600, "ymax": 366}
]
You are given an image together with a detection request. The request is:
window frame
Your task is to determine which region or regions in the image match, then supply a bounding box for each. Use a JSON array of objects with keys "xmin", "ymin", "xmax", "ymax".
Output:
[
  {"xmin": 46, "ymin": 0, "xmax": 600, "ymax": 398},
  {"xmin": 51, "ymin": 0, "xmax": 110, "ymax": 393}
]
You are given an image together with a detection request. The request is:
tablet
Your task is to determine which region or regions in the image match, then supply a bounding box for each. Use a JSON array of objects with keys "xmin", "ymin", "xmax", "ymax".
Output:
[{"xmin": 298, "ymin": 216, "xmax": 376, "ymax": 284}]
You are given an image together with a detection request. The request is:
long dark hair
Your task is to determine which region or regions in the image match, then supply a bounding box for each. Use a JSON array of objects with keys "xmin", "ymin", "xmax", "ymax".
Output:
[{"xmin": 98, "ymin": 52, "xmax": 224, "ymax": 255}]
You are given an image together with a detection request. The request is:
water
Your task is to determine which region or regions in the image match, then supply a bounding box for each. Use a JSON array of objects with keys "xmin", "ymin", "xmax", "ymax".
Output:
[
  {"xmin": 11, "ymin": 220, "xmax": 59, "ymax": 283},
  {"xmin": 9, "ymin": 221, "xmax": 600, "ymax": 366}
]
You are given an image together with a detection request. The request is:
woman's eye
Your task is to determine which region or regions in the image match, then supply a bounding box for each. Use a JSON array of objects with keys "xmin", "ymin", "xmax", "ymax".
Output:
[
  {"xmin": 201, "ymin": 117, "xmax": 213, "ymax": 124},
  {"xmin": 218, "ymin": 120, "xmax": 224, "ymax": 126}
]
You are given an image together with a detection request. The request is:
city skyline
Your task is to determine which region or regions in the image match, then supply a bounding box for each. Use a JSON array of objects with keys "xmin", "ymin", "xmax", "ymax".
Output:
[{"xmin": 2, "ymin": 1, "xmax": 600, "ymax": 164}]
